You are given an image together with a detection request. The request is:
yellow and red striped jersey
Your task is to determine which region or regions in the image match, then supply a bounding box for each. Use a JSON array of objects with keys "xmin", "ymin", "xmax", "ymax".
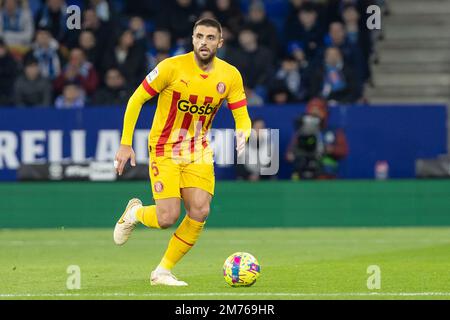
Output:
[{"xmin": 121, "ymin": 51, "xmax": 249, "ymax": 159}]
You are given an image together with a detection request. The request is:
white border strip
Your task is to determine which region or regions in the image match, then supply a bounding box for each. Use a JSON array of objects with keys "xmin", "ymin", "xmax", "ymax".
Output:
[{"xmin": 1, "ymin": 292, "xmax": 450, "ymax": 298}]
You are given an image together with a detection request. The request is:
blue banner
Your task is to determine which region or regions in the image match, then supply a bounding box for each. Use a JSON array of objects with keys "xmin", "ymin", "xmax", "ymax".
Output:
[{"xmin": 0, "ymin": 104, "xmax": 447, "ymax": 181}]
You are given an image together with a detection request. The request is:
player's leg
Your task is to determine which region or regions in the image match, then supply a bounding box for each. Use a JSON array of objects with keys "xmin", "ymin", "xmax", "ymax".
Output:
[
  {"xmin": 151, "ymin": 158, "xmax": 215, "ymax": 286},
  {"xmin": 113, "ymin": 155, "xmax": 181, "ymax": 245},
  {"xmin": 159, "ymin": 187, "xmax": 211, "ymax": 269},
  {"xmin": 151, "ymin": 188, "xmax": 211, "ymax": 286},
  {"xmin": 136, "ymin": 198, "xmax": 180, "ymax": 229}
]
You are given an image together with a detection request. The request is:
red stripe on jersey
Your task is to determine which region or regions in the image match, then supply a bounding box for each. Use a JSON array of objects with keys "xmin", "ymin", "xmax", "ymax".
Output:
[
  {"xmin": 202, "ymin": 98, "xmax": 223, "ymax": 149},
  {"xmin": 202, "ymin": 139, "xmax": 208, "ymax": 149},
  {"xmin": 141, "ymin": 79, "xmax": 158, "ymax": 96},
  {"xmin": 200, "ymin": 74, "xmax": 208, "ymax": 79},
  {"xmin": 203, "ymin": 96, "xmax": 214, "ymax": 105},
  {"xmin": 199, "ymin": 96, "xmax": 214, "ymax": 150},
  {"xmin": 172, "ymin": 95, "xmax": 197, "ymax": 156},
  {"xmin": 187, "ymin": 95, "xmax": 203, "ymax": 153},
  {"xmin": 191, "ymin": 115, "xmax": 206, "ymax": 153},
  {"xmin": 173, "ymin": 113, "xmax": 193, "ymax": 156},
  {"xmin": 189, "ymin": 95, "xmax": 198, "ymax": 104},
  {"xmin": 205, "ymin": 98, "xmax": 223, "ymax": 130},
  {"xmin": 228, "ymin": 98, "xmax": 247, "ymax": 110},
  {"xmin": 156, "ymin": 91, "xmax": 181, "ymax": 156}
]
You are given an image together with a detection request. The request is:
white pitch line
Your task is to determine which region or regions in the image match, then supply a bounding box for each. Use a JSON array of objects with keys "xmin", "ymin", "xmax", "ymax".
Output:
[{"xmin": 1, "ymin": 292, "xmax": 450, "ymax": 298}]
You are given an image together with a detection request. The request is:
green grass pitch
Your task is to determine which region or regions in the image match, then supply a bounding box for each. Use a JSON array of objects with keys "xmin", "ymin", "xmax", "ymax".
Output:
[{"xmin": 1, "ymin": 227, "xmax": 449, "ymax": 300}]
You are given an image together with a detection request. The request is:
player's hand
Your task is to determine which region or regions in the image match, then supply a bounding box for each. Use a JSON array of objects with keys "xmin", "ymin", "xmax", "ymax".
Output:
[
  {"xmin": 114, "ymin": 144, "xmax": 136, "ymax": 176},
  {"xmin": 236, "ymin": 131, "xmax": 246, "ymax": 157}
]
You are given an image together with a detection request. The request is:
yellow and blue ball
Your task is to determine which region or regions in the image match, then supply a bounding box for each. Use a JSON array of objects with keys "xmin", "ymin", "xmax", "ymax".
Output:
[{"xmin": 223, "ymin": 252, "xmax": 261, "ymax": 287}]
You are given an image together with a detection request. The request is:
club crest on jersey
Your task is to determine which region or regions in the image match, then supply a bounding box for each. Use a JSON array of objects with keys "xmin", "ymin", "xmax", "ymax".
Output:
[
  {"xmin": 216, "ymin": 82, "xmax": 226, "ymax": 94},
  {"xmin": 154, "ymin": 181, "xmax": 164, "ymax": 193},
  {"xmin": 146, "ymin": 67, "xmax": 159, "ymax": 83}
]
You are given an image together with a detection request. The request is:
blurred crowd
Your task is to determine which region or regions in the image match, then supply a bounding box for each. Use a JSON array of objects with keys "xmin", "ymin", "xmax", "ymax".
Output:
[{"xmin": 0, "ymin": 0, "xmax": 383, "ymax": 108}]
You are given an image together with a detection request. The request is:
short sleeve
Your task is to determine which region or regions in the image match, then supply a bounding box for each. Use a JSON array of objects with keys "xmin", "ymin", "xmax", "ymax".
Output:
[
  {"xmin": 227, "ymin": 68, "xmax": 247, "ymax": 110},
  {"xmin": 142, "ymin": 58, "xmax": 174, "ymax": 96}
]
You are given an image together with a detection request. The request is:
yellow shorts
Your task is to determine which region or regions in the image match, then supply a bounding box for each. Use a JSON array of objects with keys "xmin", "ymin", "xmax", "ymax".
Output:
[{"xmin": 148, "ymin": 148, "xmax": 215, "ymax": 200}]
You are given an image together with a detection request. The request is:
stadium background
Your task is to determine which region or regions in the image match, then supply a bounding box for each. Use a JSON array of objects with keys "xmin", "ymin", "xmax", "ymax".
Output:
[{"xmin": 1, "ymin": 0, "xmax": 450, "ymax": 300}]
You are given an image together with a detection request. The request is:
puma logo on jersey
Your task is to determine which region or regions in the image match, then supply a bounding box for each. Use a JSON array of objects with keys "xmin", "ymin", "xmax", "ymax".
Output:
[{"xmin": 180, "ymin": 79, "xmax": 189, "ymax": 87}]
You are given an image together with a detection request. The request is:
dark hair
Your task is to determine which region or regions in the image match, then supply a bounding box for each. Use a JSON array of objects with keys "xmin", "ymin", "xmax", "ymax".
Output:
[
  {"xmin": 24, "ymin": 56, "xmax": 39, "ymax": 66},
  {"xmin": 64, "ymin": 80, "xmax": 81, "ymax": 88},
  {"xmin": 193, "ymin": 18, "xmax": 222, "ymax": 35},
  {"xmin": 299, "ymin": 3, "xmax": 317, "ymax": 14}
]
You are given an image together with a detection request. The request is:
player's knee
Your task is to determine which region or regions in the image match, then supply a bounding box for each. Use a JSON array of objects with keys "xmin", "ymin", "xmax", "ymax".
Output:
[
  {"xmin": 189, "ymin": 204, "xmax": 210, "ymax": 222},
  {"xmin": 157, "ymin": 207, "xmax": 180, "ymax": 229}
]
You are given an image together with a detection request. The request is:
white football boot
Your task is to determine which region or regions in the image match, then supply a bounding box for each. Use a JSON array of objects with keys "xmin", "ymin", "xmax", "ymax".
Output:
[
  {"xmin": 150, "ymin": 269, "xmax": 188, "ymax": 286},
  {"xmin": 113, "ymin": 198, "xmax": 142, "ymax": 245}
]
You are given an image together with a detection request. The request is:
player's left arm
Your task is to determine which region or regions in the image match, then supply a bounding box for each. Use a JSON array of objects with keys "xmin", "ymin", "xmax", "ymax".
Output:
[{"xmin": 228, "ymin": 68, "xmax": 252, "ymax": 156}]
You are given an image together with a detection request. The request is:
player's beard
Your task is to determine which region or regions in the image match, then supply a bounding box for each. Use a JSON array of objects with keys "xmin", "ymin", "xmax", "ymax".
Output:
[{"xmin": 194, "ymin": 47, "xmax": 216, "ymax": 66}]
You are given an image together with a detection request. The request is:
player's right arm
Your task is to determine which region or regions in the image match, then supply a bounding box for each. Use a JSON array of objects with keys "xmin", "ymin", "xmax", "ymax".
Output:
[{"xmin": 115, "ymin": 60, "xmax": 173, "ymax": 175}]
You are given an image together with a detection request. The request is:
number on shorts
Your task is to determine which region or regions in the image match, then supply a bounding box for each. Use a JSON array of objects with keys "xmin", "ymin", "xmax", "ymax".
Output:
[{"xmin": 151, "ymin": 161, "xmax": 159, "ymax": 177}]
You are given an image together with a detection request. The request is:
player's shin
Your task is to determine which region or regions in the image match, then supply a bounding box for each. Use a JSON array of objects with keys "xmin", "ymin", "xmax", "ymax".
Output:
[
  {"xmin": 159, "ymin": 215, "xmax": 205, "ymax": 270},
  {"xmin": 136, "ymin": 205, "xmax": 161, "ymax": 229}
]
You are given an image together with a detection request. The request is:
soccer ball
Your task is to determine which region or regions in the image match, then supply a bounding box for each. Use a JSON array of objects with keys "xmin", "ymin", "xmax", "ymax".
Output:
[{"xmin": 223, "ymin": 252, "xmax": 261, "ymax": 287}]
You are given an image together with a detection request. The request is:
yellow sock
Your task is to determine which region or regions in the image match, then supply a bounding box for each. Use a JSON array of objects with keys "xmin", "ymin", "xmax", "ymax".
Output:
[
  {"xmin": 159, "ymin": 215, "xmax": 205, "ymax": 270},
  {"xmin": 135, "ymin": 205, "xmax": 161, "ymax": 229}
]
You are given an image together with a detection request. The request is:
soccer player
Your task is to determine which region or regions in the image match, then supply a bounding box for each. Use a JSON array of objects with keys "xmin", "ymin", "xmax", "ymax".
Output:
[{"xmin": 113, "ymin": 18, "xmax": 251, "ymax": 286}]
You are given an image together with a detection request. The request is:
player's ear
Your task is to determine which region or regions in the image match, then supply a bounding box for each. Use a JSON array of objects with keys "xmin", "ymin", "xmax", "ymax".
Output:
[{"xmin": 218, "ymin": 37, "xmax": 224, "ymax": 49}]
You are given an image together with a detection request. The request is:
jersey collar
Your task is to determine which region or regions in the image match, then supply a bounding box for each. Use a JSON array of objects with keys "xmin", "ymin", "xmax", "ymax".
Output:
[{"xmin": 190, "ymin": 51, "xmax": 216, "ymax": 79}]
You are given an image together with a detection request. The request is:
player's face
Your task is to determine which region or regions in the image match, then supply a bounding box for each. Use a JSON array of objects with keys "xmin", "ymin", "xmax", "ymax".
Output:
[{"xmin": 192, "ymin": 25, "xmax": 223, "ymax": 64}]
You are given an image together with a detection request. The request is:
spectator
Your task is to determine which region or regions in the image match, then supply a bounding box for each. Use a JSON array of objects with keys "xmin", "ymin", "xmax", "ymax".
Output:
[
  {"xmin": 310, "ymin": 47, "xmax": 358, "ymax": 104},
  {"xmin": 0, "ymin": 38, "xmax": 18, "ymax": 105},
  {"xmin": 244, "ymin": 1, "xmax": 278, "ymax": 55},
  {"xmin": 325, "ymin": 21, "xmax": 365, "ymax": 94},
  {"xmin": 101, "ymin": 29, "xmax": 147, "ymax": 87},
  {"xmin": 81, "ymin": 8, "xmax": 110, "ymax": 47},
  {"xmin": 286, "ymin": 97, "xmax": 348, "ymax": 179},
  {"xmin": 0, "ymin": 0, "xmax": 34, "ymax": 48},
  {"xmin": 23, "ymin": 27, "xmax": 63, "ymax": 80},
  {"xmin": 215, "ymin": 25, "xmax": 234, "ymax": 60},
  {"xmin": 206, "ymin": 0, "xmax": 243, "ymax": 37},
  {"xmin": 244, "ymin": 86, "xmax": 264, "ymax": 107},
  {"xmin": 128, "ymin": 16, "xmax": 147, "ymax": 48},
  {"xmin": 275, "ymin": 55, "xmax": 310, "ymax": 102},
  {"xmin": 78, "ymin": 30, "xmax": 99, "ymax": 66},
  {"xmin": 236, "ymin": 118, "xmax": 273, "ymax": 181},
  {"xmin": 54, "ymin": 47, "xmax": 99, "ymax": 96},
  {"xmin": 64, "ymin": 8, "xmax": 114, "ymax": 50},
  {"xmin": 157, "ymin": 0, "xmax": 199, "ymax": 47},
  {"xmin": 93, "ymin": 68, "xmax": 130, "ymax": 106},
  {"xmin": 14, "ymin": 56, "xmax": 52, "ymax": 106},
  {"xmin": 342, "ymin": 4, "xmax": 372, "ymax": 84},
  {"xmin": 225, "ymin": 28, "xmax": 274, "ymax": 93},
  {"xmin": 85, "ymin": 0, "xmax": 113, "ymax": 23},
  {"xmin": 55, "ymin": 81, "xmax": 85, "ymax": 108},
  {"xmin": 285, "ymin": 3, "xmax": 324, "ymax": 64},
  {"xmin": 146, "ymin": 28, "xmax": 185, "ymax": 70},
  {"xmin": 286, "ymin": 0, "xmax": 308, "ymax": 20},
  {"xmin": 268, "ymin": 80, "xmax": 293, "ymax": 105},
  {"xmin": 35, "ymin": 0, "xmax": 67, "ymax": 43}
]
